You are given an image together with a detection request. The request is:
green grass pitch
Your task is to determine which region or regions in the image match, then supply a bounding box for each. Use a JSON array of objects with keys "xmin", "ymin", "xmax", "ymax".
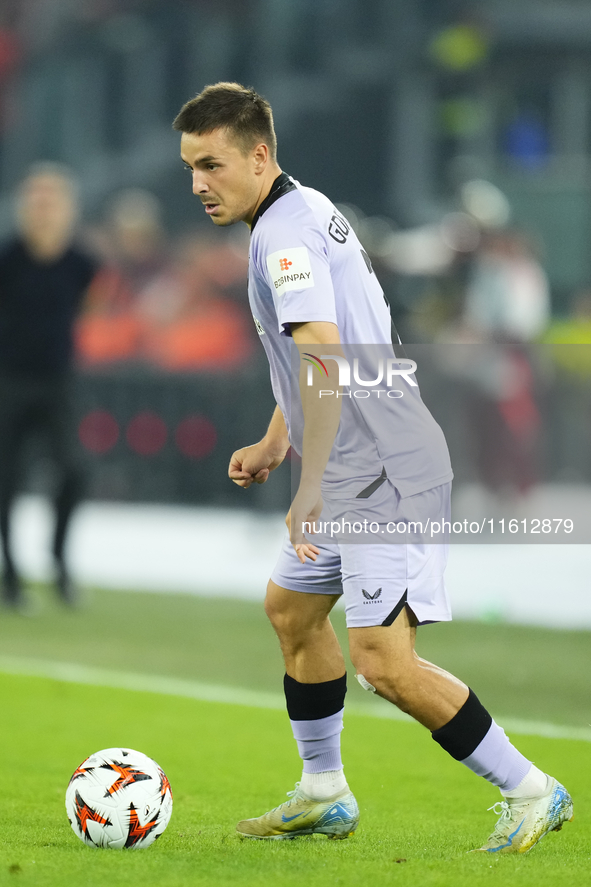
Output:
[{"xmin": 0, "ymin": 587, "xmax": 588, "ymax": 886}]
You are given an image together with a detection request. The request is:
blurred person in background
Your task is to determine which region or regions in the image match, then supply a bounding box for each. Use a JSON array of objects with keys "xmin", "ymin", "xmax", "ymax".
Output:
[
  {"xmin": 79, "ymin": 190, "xmax": 254, "ymax": 371},
  {"xmin": 456, "ymin": 230, "xmax": 550, "ymax": 501},
  {"xmin": 0, "ymin": 163, "xmax": 97, "ymax": 608},
  {"xmin": 462, "ymin": 230, "xmax": 550, "ymax": 344},
  {"xmin": 136, "ymin": 232, "xmax": 254, "ymax": 371},
  {"xmin": 77, "ymin": 188, "xmax": 168, "ymax": 366}
]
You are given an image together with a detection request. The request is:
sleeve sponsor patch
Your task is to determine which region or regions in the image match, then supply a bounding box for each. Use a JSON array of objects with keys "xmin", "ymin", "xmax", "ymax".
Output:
[{"xmin": 266, "ymin": 247, "xmax": 315, "ymax": 298}]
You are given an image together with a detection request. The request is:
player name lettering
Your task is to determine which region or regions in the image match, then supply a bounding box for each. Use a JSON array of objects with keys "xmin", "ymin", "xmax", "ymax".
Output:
[
  {"xmin": 273, "ymin": 271, "xmax": 312, "ymax": 290},
  {"xmin": 328, "ymin": 211, "xmax": 350, "ymax": 244}
]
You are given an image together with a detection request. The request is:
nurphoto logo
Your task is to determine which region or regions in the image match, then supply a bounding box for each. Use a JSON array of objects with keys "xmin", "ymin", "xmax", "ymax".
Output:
[{"xmin": 303, "ymin": 353, "xmax": 418, "ymax": 399}]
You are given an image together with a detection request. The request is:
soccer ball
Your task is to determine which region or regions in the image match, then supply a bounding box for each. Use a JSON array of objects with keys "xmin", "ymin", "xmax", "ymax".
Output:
[{"xmin": 65, "ymin": 747, "xmax": 173, "ymax": 849}]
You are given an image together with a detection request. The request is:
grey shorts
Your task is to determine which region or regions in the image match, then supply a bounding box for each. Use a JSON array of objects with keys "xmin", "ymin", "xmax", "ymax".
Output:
[{"xmin": 271, "ymin": 482, "xmax": 452, "ymax": 628}]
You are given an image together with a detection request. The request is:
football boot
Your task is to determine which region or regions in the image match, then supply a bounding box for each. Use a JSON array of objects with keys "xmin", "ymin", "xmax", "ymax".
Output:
[
  {"xmin": 236, "ymin": 782, "xmax": 359, "ymax": 840},
  {"xmin": 475, "ymin": 776, "xmax": 573, "ymax": 853}
]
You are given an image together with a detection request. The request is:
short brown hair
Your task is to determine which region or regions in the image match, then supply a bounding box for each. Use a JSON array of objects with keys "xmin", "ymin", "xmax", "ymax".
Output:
[{"xmin": 173, "ymin": 82, "xmax": 277, "ymax": 161}]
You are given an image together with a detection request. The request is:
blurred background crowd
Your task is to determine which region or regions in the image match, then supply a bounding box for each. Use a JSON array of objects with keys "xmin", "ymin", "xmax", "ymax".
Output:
[{"xmin": 2, "ymin": 0, "xmax": 591, "ymax": 597}]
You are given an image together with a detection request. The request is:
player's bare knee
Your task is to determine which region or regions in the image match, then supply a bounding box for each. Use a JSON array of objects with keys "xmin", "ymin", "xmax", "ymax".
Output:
[
  {"xmin": 359, "ymin": 670, "xmax": 414, "ymax": 711},
  {"xmin": 356, "ymin": 669, "xmax": 401, "ymax": 705},
  {"xmin": 352, "ymin": 659, "xmax": 386, "ymax": 694},
  {"xmin": 353, "ymin": 653, "xmax": 416, "ymax": 707}
]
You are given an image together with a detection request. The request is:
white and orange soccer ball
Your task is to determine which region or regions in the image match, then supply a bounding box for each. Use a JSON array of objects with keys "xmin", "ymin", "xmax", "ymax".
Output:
[{"xmin": 65, "ymin": 747, "xmax": 173, "ymax": 849}]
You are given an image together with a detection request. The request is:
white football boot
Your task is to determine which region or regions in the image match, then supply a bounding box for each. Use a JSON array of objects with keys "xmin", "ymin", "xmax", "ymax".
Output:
[
  {"xmin": 236, "ymin": 783, "xmax": 359, "ymax": 840},
  {"xmin": 475, "ymin": 776, "xmax": 573, "ymax": 853}
]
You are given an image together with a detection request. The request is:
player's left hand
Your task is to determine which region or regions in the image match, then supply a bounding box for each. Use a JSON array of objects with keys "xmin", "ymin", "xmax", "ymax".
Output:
[{"xmin": 286, "ymin": 489, "xmax": 323, "ymax": 564}]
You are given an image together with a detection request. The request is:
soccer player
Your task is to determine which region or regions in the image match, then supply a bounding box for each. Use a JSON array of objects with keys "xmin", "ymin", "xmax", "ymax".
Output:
[{"xmin": 173, "ymin": 83, "xmax": 573, "ymax": 852}]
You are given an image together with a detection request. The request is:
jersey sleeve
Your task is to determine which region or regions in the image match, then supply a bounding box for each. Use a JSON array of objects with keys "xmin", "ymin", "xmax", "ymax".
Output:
[{"xmin": 258, "ymin": 213, "xmax": 337, "ymax": 336}]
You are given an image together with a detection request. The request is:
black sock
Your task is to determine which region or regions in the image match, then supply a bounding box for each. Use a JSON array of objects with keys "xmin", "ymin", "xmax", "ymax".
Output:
[
  {"xmin": 431, "ymin": 688, "xmax": 493, "ymax": 760},
  {"xmin": 283, "ymin": 673, "xmax": 347, "ymax": 721}
]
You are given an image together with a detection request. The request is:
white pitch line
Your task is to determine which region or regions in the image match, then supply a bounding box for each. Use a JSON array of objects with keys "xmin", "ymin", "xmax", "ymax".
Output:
[{"xmin": 0, "ymin": 655, "xmax": 589, "ymax": 744}]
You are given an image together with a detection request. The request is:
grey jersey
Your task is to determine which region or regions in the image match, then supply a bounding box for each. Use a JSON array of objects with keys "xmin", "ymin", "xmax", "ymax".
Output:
[{"xmin": 248, "ymin": 174, "xmax": 453, "ymax": 498}]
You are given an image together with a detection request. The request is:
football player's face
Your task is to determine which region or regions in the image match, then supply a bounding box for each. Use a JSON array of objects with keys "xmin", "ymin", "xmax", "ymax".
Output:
[{"xmin": 180, "ymin": 128, "xmax": 264, "ymax": 228}]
